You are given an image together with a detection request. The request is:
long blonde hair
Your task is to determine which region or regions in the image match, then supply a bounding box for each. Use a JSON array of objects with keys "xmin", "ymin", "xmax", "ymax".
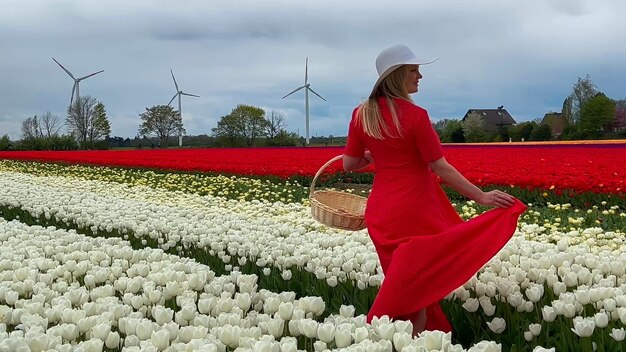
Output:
[{"xmin": 355, "ymin": 65, "xmax": 413, "ymax": 139}]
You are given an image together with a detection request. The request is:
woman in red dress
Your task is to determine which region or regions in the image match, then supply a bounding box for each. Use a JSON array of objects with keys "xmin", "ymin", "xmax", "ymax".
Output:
[{"xmin": 343, "ymin": 44, "xmax": 527, "ymax": 335}]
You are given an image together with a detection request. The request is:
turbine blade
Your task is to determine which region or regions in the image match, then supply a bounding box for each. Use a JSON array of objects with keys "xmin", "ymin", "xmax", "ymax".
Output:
[
  {"xmin": 168, "ymin": 93, "xmax": 178, "ymax": 106},
  {"xmin": 308, "ymin": 87, "xmax": 326, "ymax": 101},
  {"xmin": 281, "ymin": 86, "xmax": 305, "ymax": 99},
  {"xmin": 79, "ymin": 70, "xmax": 104, "ymax": 80},
  {"xmin": 70, "ymin": 82, "xmax": 76, "ymax": 105},
  {"xmin": 52, "ymin": 57, "xmax": 75, "ymax": 79},
  {"xmin": 305, "ymin": 57, "xmax": 308, "ymax": 84},
  {"xmin": 181, "ymin": 92, "xmax": 199, "ymax": 98},
  {"xmin": 170, "ymin": 69, "xmax": 179, "ymax": 91}
]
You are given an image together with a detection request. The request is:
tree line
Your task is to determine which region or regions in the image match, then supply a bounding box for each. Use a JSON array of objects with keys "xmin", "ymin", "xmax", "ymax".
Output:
[
  {"xmin": 434, "ymin": 75, "xmax": 625, "ymax": 143},
  {"xmin": 1, "ymin": 101, "xmax": 300, "ymax": 151}
]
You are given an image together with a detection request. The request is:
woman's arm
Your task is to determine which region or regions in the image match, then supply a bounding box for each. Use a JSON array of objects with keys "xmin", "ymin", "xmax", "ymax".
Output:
[
  {"xmin": 343, "ymin": 151, "xmax": 373, "ymax": 172},
  {"xmin": 429, "ymin": 157, "xmax": 515, "ymax": 208}
]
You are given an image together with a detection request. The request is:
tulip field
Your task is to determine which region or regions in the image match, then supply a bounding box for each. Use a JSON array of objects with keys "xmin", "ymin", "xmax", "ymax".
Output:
[{"xmin": 0, "ymin": 144, "xmax": 625, "ymax": 352}]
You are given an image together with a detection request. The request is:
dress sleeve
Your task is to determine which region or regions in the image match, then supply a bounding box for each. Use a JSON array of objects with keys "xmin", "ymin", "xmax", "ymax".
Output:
[
  {"xmin": 415, "ymin": 109, "xmax": 444, "ymax": 162},
  {"xmin": 344, "ymin": 109, "xmax": 365, "ymax": 157}
]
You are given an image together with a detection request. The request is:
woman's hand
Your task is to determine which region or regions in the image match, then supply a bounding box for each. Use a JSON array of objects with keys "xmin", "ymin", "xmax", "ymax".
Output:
[
  {"xmin": 364, "ymin": 150, "xmax": 374, "ymax": 163},
  {"xmin": 476, "ymin": 190, "xmax": 516, "ymax": 208}
]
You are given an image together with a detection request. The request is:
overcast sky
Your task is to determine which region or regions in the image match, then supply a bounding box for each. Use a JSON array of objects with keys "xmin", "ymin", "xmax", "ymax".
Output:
[{"xmin": 1, "ymin": 0, "xmax": 625, "ymax": 140}]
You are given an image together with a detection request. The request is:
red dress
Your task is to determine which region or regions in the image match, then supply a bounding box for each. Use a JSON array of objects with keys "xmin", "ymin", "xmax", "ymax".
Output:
[{"xmin": 344, "ymin": 98, "xmax": 526, "ymax": 332}]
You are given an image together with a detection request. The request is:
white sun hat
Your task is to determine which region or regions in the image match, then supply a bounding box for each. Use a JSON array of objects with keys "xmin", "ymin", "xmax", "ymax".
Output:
[{"xmin": 370, "ymin": 44, "xmax": 438, "ymax": 97}]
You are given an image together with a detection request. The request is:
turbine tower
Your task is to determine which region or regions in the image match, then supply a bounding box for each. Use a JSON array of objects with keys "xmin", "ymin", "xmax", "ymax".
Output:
[
  {"xmin": 282, "ymin": 57, "xmax": 326, "ymax": 145},
  {"xmin": 167, "ymin": 69, "xmax": 199, "ymax": 147},
  {"xmin": 52, "ymin": 58, "xmax": 104, "ymax": 106}
]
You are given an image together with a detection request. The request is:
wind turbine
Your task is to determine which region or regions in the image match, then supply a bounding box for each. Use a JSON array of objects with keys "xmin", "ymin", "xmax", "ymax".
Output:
[
  {"xmin": 282, "ymin": 57, "xmax": 326, "ymax": 145},
  {"xmin": 168, "ymin": 69, "xmax": 199, "ymax": 147},
  {"xmin": 52, "ymin": 58, "xmax": 104, "ymax": 106}
]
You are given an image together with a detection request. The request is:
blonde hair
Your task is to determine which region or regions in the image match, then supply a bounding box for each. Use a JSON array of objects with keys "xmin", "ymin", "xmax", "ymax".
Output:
[{"xmin": 355, "ymin": 65, "xmax": 413, "ymax": 139}]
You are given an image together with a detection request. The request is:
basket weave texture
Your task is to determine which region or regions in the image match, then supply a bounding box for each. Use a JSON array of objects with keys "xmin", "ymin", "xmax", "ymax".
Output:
[{"xmin": 309, "ymin": 155, "xmax": 367, "ymax": 231}]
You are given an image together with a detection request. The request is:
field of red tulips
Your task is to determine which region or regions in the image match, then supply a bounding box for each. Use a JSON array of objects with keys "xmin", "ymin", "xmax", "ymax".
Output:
[{"xmin": 0, "ymin": 144, "xmax": 624, "ymax": 194}]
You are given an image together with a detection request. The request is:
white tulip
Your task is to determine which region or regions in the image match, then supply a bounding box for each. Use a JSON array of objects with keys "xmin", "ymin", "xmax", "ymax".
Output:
[
  {"xmin": 252, "ymin": 340, "xmax": 274, "ymax": 352},
  {"xmin": 392, "ymin": 331, "xmax": 412, "ymax": 350},
  {"xmin": 150, "ymin": 329, "xmax": 170, "ymax": 351},
  {"xmin": 281, "ymin": 270, "xmax": 292, "ymax": 281},
  {"xmin": 152, "ymin": 307, "xmax": 173, "ymax": 325},
  {"xmin": 4, "ymin": 291, "xmax": 18, "ymax": 306},
  {"xmin": 462, "ymin": 298, "xmax": 480, "ymax": 312},
  {"xmin": 235, "ymin": 293, "xmax": 252, "ymax": 311},
  {"xmin": 338, "ymin": 305, "xmax": 355, "ymax": 318},
  {"xmin": 467, "ymin": 340, "xmax": 502, "ymax": 351},
  {"xmin": 571, "ymin": 317, "xmax": 595, "ymax": 337},
  {"xmin": 525, "ymin": 285, "xmax": 544, "ymax": 303},
  {"xmin": 393, "ymin": 320, "xmax": 412, "ymax": 335},
  {"xmin": 263, "ymin": 296, "xmax": 281, "ymax": 315},
  {"xmin": 529, "ymin": 323, "xmax": 542, "ymax": 336},
  {"xmin": 594, "ymin": 311, "xmax": 609, "ymax": 328},
  {"xmin": 279, "ymin": 336, "xmax": 297, "ymax": 352},
  {"xmin": 610, "ymin": 328, "xmax": 626, "ymax": 341},
  {"xmin": 136, "ymin": 319, "xmax": 154, "ymax": 340},
  {"xmin": 317, "ymin": 322, "xmax": 335, "ymax": 343},
  {"xmin": 178, "ymin": 326, "xmax": 194, "ymax": 343},
  {"xmin": 287, "ymin": 320, "xmax": 300, "ymax": 336},
  {"xmin": 313, "ymin": 340, "xmax": 327, "ymax": 352},
  {"xmin": 334, "ymin": 325, "xmax": 352, "ymax": 348},
  {"xmin": 524, "ymin": 331, "xmax": 534, "ymax": 341},
  {"xmin": 25, "ymin": 331, "xmax": 48, "ymax": 352},
  {"xmin": 267, "ymin": 317, "xmax": 284, "ymax": 338},
  {"xmin": 541, "ymin": 306, "xmax": 557, "ymax": 324},
  {"xmin": 105, "ymin": 331, "xmax": 120, "ymax": 349},
  {"xmin": 479, "ymin": 297, "xmax": 496, "ymax": 316},
  {"xmin": 91, "ymin": 322, "xmax": 111, "ymax": 341},
  {"xmin": 486, "ymin": 317, "xmax": 506, "ymax": 334},
  {"xmin": 124, "ymin": 334, "xmax": 141, "ymax": 348},
  {"xmin": 277, "ymin": 302, "xmax": 294, "ymax": 321}
]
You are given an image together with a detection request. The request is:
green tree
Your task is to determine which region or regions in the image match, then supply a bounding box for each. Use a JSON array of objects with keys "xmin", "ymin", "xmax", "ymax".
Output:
[
  {"xmin": 508, "ymin": 121, "xmax": 537, "ymax": 142},
  {"xmin": 212, "ymin": 104, "xmax": 268, "ymax": 147},
  {"xmin": 139, "ymin": 105, "xmax": 184, "ymax": 148},
  {"xmin": 461, "ymin": 115, "xmax": 486, "ymax": 142},
  {"xmin": 579, "ymin": 93, "xmax": 616, "ymax": 136},
  {"xmin": 268, "ymin": 130, "xmax": 300, "ymax": 146},
  {"xmin": 212, "ymin": 113, "xmax": 242, "ymax": 146},
  {"xmin": 0, "ymin": 135, "xmax": 11, "ymax": 150},
  {"xmin": 529, "ymin": 124, "xmax": 553, "ymax": 141},
  {"xmin": 440, "ymin": 119, "xmax": 465, "ymax": 143},
  {"xmin": 90, "ymin": 102, "xmax": 111, "ymax": 147}
]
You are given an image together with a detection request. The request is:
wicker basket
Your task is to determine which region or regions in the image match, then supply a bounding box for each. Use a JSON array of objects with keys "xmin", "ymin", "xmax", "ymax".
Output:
[{"xmin": 309, "ymin": 155, "xmax": 367, "ymax": 231}]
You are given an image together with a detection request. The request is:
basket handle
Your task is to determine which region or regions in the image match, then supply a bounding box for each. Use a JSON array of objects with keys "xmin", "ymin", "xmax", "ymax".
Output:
[{"xmin": 309, "ymin": 154, "xmax": 344, "ymax": 198}]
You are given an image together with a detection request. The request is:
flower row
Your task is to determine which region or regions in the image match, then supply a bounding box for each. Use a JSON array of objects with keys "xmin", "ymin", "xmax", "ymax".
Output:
[
  {"xmin": 1, "ymin": 143, "xmax": 625, "ymax": 193},
  {"xmin": 0, "ymin": 218, "xmax": 504, "ymax": 352},
  {"xmin": 2, "ymin": 170, "xmax": 626, "ymax": 349}
]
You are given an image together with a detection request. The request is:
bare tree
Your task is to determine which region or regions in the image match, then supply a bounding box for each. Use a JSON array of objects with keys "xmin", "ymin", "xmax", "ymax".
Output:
[
  {"xmin": 66, "ymin": 95, "xmax": 97, "ymax": 148},
  {"xmin": 40, "ymin": 111, "xmax": 62, "ymax": 138},
  {"xmin": 265, "ymin": 110, "xmax": 286, "ymax": 140},
  {"xmin": 21, "ymin": 115, "xmax": 41, "ymax": 140},
  {"xmin": 570, "ymin": 75, "xmax": 598, "ymax": 124}
]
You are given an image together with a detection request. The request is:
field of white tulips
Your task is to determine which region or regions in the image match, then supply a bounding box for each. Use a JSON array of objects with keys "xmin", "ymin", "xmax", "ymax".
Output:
[{"xmin": 1, "ymin": 160, "xmax": 626, "ymax": 352}]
